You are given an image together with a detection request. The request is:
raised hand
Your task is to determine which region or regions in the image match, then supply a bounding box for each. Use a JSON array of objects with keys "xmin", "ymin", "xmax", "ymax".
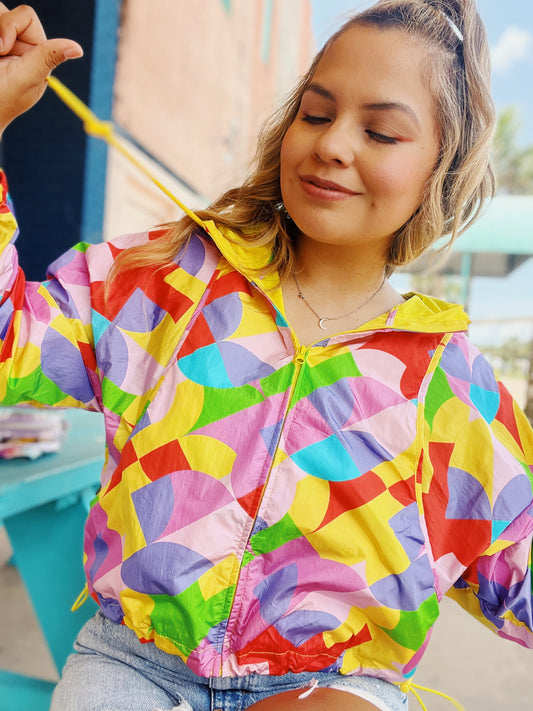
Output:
[{"xmin": 0, "ymin": 3, "xmax": 83, "ymax": 135}]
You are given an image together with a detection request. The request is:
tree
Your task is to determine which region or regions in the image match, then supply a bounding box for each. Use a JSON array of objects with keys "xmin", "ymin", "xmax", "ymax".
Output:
[
  {"xmin": 408, "ymin": 107, "xmax": 533, "ymax": 422},
  {"xmin": 491, "ymin": 106, "xmax": 533, "ymax": 422},
  {"xmin": 491, "ymin": 106, "xmax": 533, "ymax": 195}
]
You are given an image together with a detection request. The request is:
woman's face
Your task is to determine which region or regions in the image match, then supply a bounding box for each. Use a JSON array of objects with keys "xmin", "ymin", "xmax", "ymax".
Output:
[{"xmin": 280, "ymin": 24, "xmax": 440, "ymax": 256}]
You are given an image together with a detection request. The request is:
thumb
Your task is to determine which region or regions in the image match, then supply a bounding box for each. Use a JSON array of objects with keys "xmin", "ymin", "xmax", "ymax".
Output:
[{"xmin": 24, "ymin": 37, "xmax": 83, "ymax": 81}]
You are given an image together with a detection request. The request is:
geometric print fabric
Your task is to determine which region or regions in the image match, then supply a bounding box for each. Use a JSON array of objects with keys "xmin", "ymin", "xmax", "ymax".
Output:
[{"xmin": 2, "ymin": 170, "xmax": 533, "ymax": 682}]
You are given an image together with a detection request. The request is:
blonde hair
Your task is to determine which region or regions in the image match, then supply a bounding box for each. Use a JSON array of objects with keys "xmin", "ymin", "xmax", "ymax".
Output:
[{"xmin": 108, "ymin": 0, "xmax": 495, "ymax": 283}]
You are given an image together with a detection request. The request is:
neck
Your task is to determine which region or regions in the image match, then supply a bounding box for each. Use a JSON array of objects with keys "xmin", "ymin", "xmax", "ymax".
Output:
[
  {"xmin": 293, "ymin": 237, "xmax": 389, "ymax": 297},
  {"xmin": 282, "ymin": 237, "xmax": 403, "ymax": 345}
]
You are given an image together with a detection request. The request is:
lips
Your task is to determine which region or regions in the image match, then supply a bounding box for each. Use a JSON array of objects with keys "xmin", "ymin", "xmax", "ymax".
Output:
[{"xmin": 299, "ymin": 174, "xmax": 357, "ymax": 200}]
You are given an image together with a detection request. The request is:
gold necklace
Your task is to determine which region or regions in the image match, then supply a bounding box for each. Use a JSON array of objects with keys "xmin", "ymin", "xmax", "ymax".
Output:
[{"xmin": 292, "ymin": 271, "xmax": 387, "ymax": 330}]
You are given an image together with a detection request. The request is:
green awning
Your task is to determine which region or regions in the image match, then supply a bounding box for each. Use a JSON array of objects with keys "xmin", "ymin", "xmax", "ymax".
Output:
[{"xmin": 404, "ymin": 194, "xmax": 533, "ymax": 277}]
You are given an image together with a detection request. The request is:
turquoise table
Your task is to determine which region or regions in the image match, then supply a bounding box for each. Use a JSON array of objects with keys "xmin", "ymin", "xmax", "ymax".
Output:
[{"xmin": 0, "ymin": 409, "xmax": 105, "ymax": 711}]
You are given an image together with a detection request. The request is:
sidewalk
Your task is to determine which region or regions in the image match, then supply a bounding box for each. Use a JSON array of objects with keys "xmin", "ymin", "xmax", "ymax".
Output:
[{"xmin": 1, "ymin": 525, "xmax": 532, "ymax": 710}]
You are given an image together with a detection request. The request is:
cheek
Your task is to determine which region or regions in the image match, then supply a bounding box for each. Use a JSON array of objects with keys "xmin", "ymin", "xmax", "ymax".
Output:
[
  {"xmin": 280, "ymin": 131, "xmax": 302, "ymax": 200},
  {"xmin": 279, "ymin": 142, "xmax": 290, "ymax": 201},
  {"xmin": 364, "ymin": 159, "xmax": 407, "ymax": 198},
  {"xmin": 280, "ymin": 128, "xmax": 299, "ymax": 174},
  {"xmin": 279, "ymin": 138, "xmax": 290, "ymax": 178},
  {"xmin": 371, "ymin": 154, "xmax": 433, "ymax": 203}
]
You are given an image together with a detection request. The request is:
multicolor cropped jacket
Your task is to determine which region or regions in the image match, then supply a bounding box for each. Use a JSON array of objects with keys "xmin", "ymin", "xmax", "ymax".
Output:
[{"xmin": 2, "ymin": 170, "xmax": 533, "ymax": 682}]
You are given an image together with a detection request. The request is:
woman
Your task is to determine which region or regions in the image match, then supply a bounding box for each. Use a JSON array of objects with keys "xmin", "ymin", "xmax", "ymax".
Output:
[{"xmin": 1, "ymin": 2, "xmax": 531, "ymax": 710}]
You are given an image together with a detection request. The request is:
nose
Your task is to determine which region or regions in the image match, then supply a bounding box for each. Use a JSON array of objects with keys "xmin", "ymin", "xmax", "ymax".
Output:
[{"xmin": 313, "ymin": 120, "xmax": 356, "ymax": 166}]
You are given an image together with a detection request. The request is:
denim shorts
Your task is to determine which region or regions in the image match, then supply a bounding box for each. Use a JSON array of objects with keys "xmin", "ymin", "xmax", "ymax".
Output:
[{"xmin": 50, "ymin": 611, "xmax": 408, "ymax": 711}]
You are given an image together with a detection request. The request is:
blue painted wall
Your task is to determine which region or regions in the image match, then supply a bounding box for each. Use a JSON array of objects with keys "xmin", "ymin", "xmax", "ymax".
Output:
[
  {"xmin": 81, "ymin": 0, "xmax": 121, "ymax": 245},
  {"xmin": 2, "ymin": 0, "xmax": 120, "ymax": 279}
]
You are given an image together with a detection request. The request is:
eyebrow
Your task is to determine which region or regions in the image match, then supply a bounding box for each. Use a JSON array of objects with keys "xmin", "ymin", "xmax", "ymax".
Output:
[
  {"xmin": 304, "ymin": 83, "xmax": 336, "ymax": 102},
  {"xmin": 363, "ymin": 101, "xmax": 421, "ymax": 130},
  {"xmin": 303, "ymin": 83, "xmax": 421, "ymax": 130}
]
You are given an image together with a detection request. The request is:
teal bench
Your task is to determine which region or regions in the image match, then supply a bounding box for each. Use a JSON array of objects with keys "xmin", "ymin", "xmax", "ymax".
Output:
[{"xmin": 0, "ymin": 409, "xmax": 104, "ymax": 711}]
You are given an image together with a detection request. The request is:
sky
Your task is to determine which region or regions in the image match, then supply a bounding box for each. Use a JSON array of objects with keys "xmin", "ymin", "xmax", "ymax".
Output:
[
  {"xmin": 310, "ymin": 1, "xmax": 533, "ymax": 346},
  {"xmin": 312, "ymin": 1, "xmax": 533, "ymax": 143}
]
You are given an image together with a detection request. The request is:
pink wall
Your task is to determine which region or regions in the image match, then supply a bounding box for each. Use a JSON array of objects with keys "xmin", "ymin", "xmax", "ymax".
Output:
[{"xmin": 106, "ymin": 0, "xmax": 314, "ymax": 237}]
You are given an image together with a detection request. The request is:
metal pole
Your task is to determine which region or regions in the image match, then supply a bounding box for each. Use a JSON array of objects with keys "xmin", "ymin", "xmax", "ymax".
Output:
[
  {"xmin": 459, "ymin": 252, "xmax": 473, "ymax": 312},
  {"xmin": 525, "ymin": 337, "xmax": 533, "ymax": 424}
]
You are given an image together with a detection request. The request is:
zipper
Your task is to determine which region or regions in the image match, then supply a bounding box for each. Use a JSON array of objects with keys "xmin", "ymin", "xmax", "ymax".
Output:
[
  {"xmin": 293, "ymin": 344, "xmax": 307, "ymax": 365},
  {"xmin": 218, "ymin": 342, "xmax": 309, "ymax": 675}
]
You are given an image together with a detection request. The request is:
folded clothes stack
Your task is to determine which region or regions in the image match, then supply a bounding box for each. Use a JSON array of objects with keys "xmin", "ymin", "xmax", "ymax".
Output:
[{"xmin": 0, "ymin": 407, "xmax": 69, "ymax": 459}]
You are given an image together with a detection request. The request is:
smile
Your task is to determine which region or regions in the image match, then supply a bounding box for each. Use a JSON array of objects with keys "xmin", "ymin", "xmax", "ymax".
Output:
[{"xmin": 299, "ymin": 175, "xmax": 357, "ymax": 201}]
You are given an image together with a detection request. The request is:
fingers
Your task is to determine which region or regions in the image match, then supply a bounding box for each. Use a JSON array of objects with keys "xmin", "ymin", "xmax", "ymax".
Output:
[
  {"xmin": 0, "ymin": 5, "xmax": 83, "ymax": 64},
  {"xmin": 0, "ymin": 4, "xmax": 46, "ymax": 55},
  {"xmin": 0, "ymin": 3, "xmax": 83, "ymax": 72},
  {"xmin": 0, "ymin": 5, "xmax": 83, "ymax": 133}
]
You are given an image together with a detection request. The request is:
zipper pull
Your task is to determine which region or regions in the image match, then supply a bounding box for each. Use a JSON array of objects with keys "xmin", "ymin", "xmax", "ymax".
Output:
[{"xmin": 294, "ymin": 345, "xmax": 307, "ymax": 365}]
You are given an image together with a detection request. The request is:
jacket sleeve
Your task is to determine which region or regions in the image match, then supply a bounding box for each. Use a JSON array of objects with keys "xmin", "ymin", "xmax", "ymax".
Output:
[
  {"xmin": 0, "ymin": 168, "xmax": 102, "ymax": 410},
  {"xmin": 420, "ymin": 331, "xmax": 533, "ymax": 646}
]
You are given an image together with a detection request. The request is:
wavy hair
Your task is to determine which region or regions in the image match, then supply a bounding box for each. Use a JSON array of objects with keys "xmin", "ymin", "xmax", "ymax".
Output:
[{"xmin": 108, "ymin": 0, "xmax": 495, "ymax": 283}]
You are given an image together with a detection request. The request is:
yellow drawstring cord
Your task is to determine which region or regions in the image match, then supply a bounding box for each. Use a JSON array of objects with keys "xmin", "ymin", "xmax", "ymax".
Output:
[
  {"xmin": 71, "ymin": 583, "xmax": 89, "ymax": 612},
  {"xmin": 47, "ymin": 73, "xmax": 211, "ymax": 614},
  {"xmin": 398, "ymin": 680, "xmax": 466, "ymax": 711},
  {"xmin": 46, "ymin": 75, "xmax": 209, "ymax": 234},
  {"xmin": 50, "ymin": 76, "xmax": 466, "ymax": 711},
  {"xmin": 47, "ymin": 74, "xmax": 212, "ymax": 615}
]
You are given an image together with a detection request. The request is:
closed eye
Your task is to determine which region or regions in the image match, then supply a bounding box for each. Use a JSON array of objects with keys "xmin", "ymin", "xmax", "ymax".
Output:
[
  {"xmin": 301, "ymin": 114, "xmax": 330, "ymax": 125},
  {"xmin": 366, "ymin": 130, "xmax": 399, "ymax": 145}
]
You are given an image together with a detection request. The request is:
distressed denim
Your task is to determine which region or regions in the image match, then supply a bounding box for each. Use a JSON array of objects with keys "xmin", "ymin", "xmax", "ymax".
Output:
[{"xmin": 50, "ymin": 612, "xmax": 408, "ymax": 711}]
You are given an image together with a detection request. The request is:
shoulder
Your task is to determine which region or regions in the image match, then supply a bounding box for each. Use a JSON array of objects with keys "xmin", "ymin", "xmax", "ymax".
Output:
[
  {"xmin": 50, "ymin": 227, "xmax": 223, "ymax": 282},
  {"xmin": 427, "ymin": 331, "xmax": 533, "ymax": 462},
  {"xmin": 438, "ymin": 331, "xmax": 499, "ymax": 413},
  {"xmin": 44, "ymin": 231, "xmax": 154, "ymax": 285}
]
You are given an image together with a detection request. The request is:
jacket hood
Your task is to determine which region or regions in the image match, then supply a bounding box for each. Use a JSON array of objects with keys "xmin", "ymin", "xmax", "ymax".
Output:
[{"xmin": 202, "ymin": 219, "xmax": 470, "ymax": 336}]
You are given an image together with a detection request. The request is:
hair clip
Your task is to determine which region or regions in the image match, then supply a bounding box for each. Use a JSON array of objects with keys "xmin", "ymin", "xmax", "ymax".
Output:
[{"xmin": 442, "ymin": 11, "xmax": 464, "ymax": 42}]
